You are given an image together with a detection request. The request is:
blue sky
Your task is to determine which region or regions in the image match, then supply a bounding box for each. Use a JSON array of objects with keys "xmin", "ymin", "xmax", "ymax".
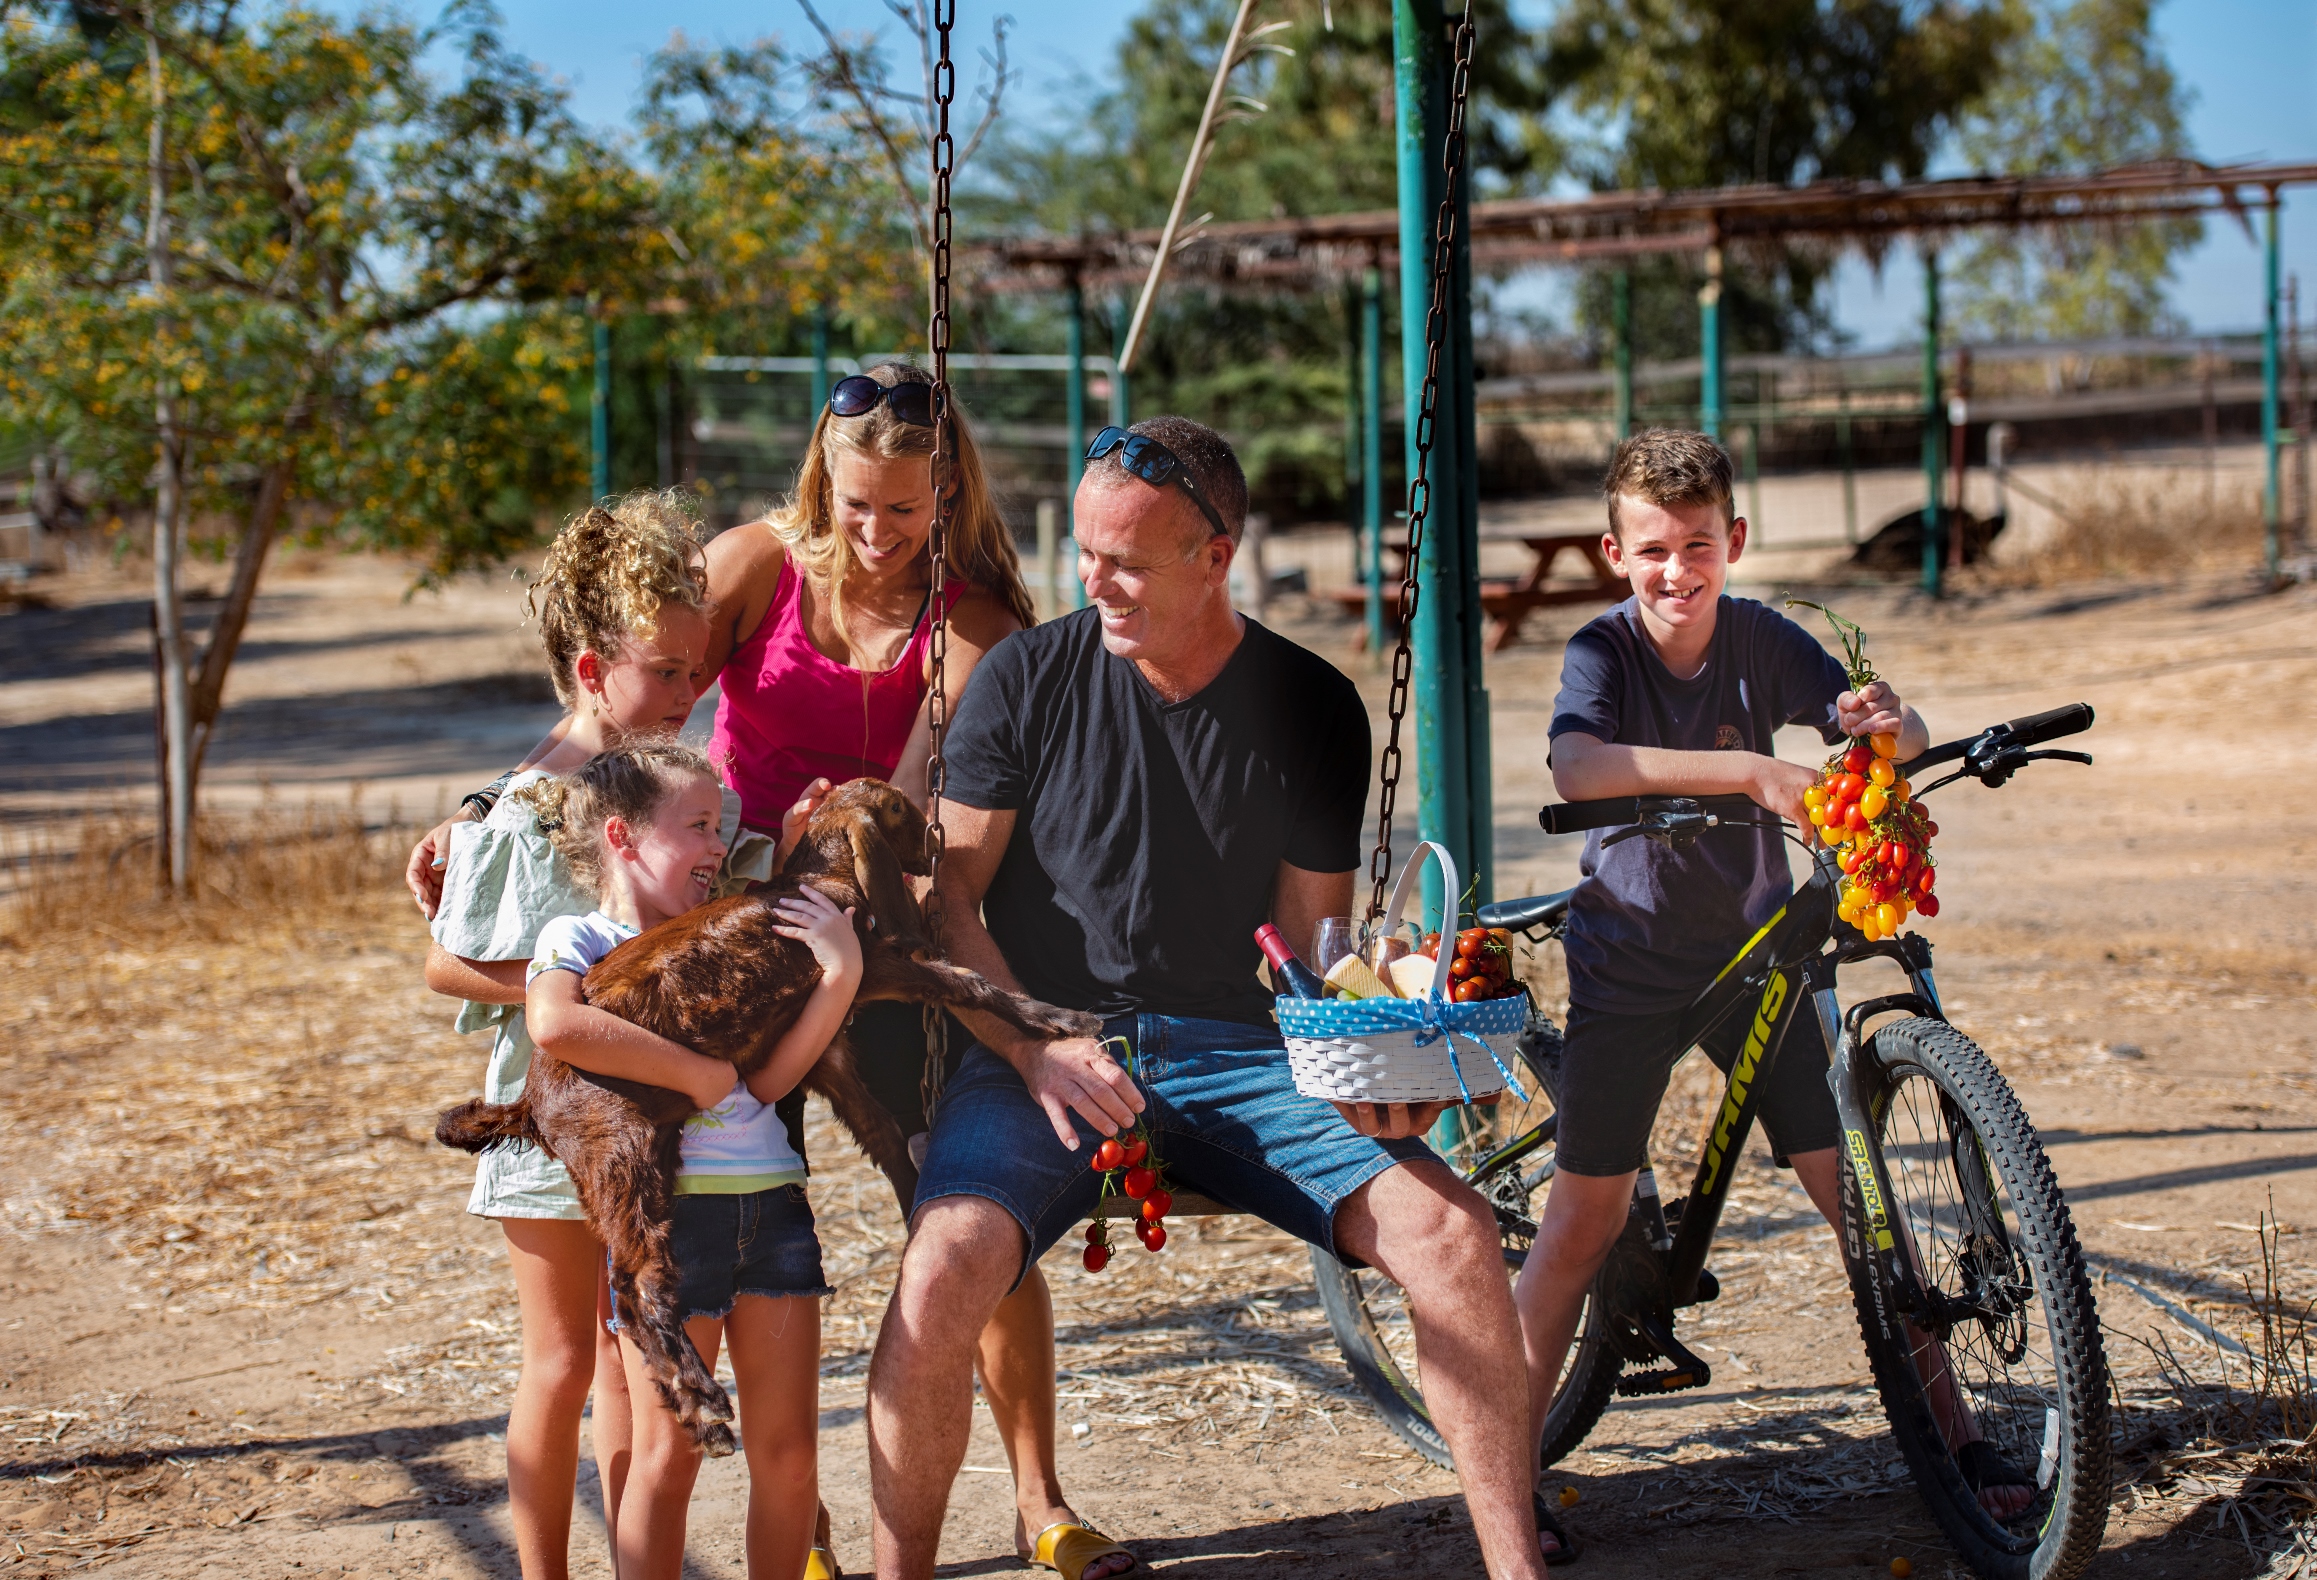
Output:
[{"xmin": 480, "ymin": 0, "xmax": 2314, "ymax": 340}]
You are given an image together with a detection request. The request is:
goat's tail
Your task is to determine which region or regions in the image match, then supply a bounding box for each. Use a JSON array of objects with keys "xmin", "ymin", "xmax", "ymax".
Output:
[{"xmin": 435, "ymin": 1097, "xmax": 540, "ymax": 1155}]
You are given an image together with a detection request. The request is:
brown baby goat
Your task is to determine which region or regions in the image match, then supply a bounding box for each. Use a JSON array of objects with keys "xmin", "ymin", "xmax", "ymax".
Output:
[{"xmin": 436, "ymin": 778, "xmax": 1098, "ymax": 1455}]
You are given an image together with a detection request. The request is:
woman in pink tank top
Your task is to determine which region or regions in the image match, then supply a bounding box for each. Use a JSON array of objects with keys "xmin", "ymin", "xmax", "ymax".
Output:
[{"xmin": 700, "ymin": 365, "xmax": 1133, "ymax": 1580}]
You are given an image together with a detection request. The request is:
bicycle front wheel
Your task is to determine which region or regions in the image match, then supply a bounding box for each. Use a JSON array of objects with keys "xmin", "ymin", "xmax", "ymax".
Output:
[{"xmin": 1840, "ymin": 1016, "xmax": 2109, "ymax": 1580}]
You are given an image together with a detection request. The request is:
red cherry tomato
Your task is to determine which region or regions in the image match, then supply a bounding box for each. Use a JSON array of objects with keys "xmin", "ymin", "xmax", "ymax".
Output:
[
  {"xmin": 1085, "ymin": 1223, "xmax": 1106, "ymax": 1244},
  {"xmin": 1121, "ymin": 1137, "xmax": 1148, "ymax": 1166},
  {"xmin": 1916, "ymin": 866, "xmax": 1935, "ymax": 893},
  {"xmin": 1421, "ymin": 932, "xmax": 1441, "ymax": 955},
  {"xmin": 1083, "ymin": 1244, "xmax": 1110, "ymax": 1272},
  {"xmin": 1844, "ymin": 805, "xmax": 1869, "ymax": 833},
  {"xmin": 1448, "ymin": 956, "xmax": 1475, "ymax": 981},
  {"xmin": 1143, "ymin": 1189, "xmax": 1173, "ymax": 1219},
  {"xmin": 1917, "ymin": 893, "xmax": 1941, "ymax": 918},
  {"xmin": 1454, "ymin": 935, "xmax": 1484, "ymax": 960},
  {"xmin": 1093, "ymin": 1138, "xmax": 1125, "ymax": 1171},
  {"xmin": 1121, "ymin": 1166, "xmax": 1155, "ymax": 1199},
  {"xmin": 1141, "ymin": 1222, "xmax": 1167, "ymax": 1252},
  {"xmin": 1843, "ymin": 745, "xmax": 1871, "ymax": 775},
  {"xmin": 1453, "ymin": 978, "xmax": 1487, "ymax": 1003}
]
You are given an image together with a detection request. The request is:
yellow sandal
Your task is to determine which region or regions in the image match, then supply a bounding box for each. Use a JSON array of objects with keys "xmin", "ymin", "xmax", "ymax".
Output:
[
  {"xmin": 1022, "ymin": 1518, "xmax": 1137, "ymax": 1579},
  {"xmin": 804, "ymin": 1545, "xmax": 840, "ymax": 1580}
]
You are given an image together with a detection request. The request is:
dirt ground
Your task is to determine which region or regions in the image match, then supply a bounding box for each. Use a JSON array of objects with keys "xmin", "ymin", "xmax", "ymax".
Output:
[{"xmin": 2, "ymin": 541, "xmax": 2313, "ymax": 1578}]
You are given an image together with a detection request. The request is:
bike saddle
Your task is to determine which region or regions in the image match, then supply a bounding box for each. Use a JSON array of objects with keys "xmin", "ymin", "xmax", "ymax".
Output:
[{"xmin": 1477, "ymin": 887, "xmax": 1575, "ymax": 934}]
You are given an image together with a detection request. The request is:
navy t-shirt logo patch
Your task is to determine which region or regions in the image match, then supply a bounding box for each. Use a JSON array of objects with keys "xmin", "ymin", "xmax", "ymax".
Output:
[{"xmin": 1713, "ymin": 724, "xmax": 1744, "ymax": 750}]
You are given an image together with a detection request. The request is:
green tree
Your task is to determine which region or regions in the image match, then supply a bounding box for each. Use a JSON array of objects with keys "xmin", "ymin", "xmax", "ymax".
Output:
[
  {"xmin": 1948, "ymin": 0, "xmax": 2198, "ymax": 340},
  {"xmin": 0, "ymin": 0, "xmax": 655, "ymax": 887},
  {"xmin": 1540, "ymin": 0, "xmax": 2014, "ymax": 355}
]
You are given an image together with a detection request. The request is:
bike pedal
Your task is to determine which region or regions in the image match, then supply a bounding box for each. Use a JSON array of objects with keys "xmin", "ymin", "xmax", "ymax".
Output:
[{"xmin": 1615, "ymin": 1366, "xmax": 1712, "ymax": 1397}]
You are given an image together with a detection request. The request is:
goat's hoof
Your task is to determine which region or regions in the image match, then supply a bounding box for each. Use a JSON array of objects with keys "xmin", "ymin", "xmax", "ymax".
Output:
[{"xmin": 696, "ymin": 1420, "xmax": 738, "ymax": 1458}]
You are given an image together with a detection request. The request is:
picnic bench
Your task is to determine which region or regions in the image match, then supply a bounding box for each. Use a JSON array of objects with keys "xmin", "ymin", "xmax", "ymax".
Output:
[{"xmin": 1332, "ymin": 530, "xmax": 1624, "ymax": 652}]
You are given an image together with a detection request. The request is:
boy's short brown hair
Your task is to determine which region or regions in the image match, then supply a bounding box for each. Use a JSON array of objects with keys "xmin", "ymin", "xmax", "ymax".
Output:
[{"xmin": 1601, "ymin": 429, "xmax": 1735, "ymax": 540}]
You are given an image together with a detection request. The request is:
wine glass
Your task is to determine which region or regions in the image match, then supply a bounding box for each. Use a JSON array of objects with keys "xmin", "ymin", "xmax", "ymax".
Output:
[{"xmin": 1311, "ymin": 917, "xmax": 1358, "ymax": 981}]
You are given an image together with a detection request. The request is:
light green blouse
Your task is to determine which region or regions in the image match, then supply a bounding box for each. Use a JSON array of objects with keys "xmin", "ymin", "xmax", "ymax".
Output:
[{"xmin": 431, "ymin": 769, "xmax": 780, "ymax": 1219}]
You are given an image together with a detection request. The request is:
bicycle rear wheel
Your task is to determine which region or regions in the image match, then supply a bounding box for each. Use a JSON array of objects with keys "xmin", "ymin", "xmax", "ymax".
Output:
[
  {"xmin": 1839, "ymin": 1016, "xmax": 2109, "ymax": 1580},
  {"xmin": 1313, "ymin": 1009, "xmax": 1618, "ymax": 1467}
]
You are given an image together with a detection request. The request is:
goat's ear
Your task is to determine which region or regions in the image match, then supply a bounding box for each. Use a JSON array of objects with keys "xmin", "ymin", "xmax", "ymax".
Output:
[{"xmin": 848, "ymin": 818, "xmax": 928, "ymax": 952}]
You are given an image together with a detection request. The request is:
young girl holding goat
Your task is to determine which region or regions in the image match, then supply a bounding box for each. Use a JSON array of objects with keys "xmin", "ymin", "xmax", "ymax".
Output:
[
  {"xmin": 522, "ymin": 742, "xmax": 857, "ymax": 1580},
  {"xmin": 424, "ymin": 493, "xmax": 790, "ymax": 1578}
]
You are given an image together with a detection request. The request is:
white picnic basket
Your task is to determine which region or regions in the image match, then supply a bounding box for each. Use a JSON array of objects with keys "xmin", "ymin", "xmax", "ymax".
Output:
[{"xmin": 1278, "ymin": 842, "xmax": 1530, "ymax": 1106}]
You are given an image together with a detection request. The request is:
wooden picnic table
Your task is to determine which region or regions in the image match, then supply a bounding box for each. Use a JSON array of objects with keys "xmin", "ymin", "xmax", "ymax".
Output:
[{"xmin": 1332, "ymin": 530, "xmax": 1625, "ymax": 652}]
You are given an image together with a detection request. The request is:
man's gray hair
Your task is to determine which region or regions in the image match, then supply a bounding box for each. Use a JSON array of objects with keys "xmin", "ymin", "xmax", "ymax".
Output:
[{"xmin": 1086, "ymin": 415, "xmax": 1250, "ymax": 544}]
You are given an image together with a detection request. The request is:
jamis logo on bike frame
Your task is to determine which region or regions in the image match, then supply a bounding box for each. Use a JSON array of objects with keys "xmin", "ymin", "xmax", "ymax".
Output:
[
  {"xmin": 1846, "ymin": 1127, "xmax": 1896, "ymax": 1251},
  {"xmin": 1700, "ymin": 969, "xmax": 1790, "ymax": 1191}
]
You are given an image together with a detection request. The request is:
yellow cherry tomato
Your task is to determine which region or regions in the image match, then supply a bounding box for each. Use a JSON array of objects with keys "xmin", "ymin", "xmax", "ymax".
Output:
[
  {"xmin": 1803, "ymin": 785, "xmax": 1828, "ymax": 811},
  {"xmin": 1891, "ymin": 778, "xmax": 1910, "ymax": 802},
  {"xmin": 1875, "ymin": 902, "xmax": 1901, "ymax": 934},
  {"xmin": 1868, "ymin": 757, "xmax": 1896, "ymax": 788},
  {"xmin": 1872, "ymin": 733, "xmax": 1899, "ymax": 760},
  {"xmin": 1809, "ymin": 804, "xmax": 1829, "ymax": 827},
  {"xmin": 1860, "ymin": 784, "xmax": 1889, "ymax": 820}
]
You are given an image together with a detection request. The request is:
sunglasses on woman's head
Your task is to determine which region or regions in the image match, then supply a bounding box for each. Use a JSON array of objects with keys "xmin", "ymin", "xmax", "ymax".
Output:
[
  {"xmin": 828, "ymin": 374, "xmax": 934, "ymax": 428},
  {"xmin": 1084, "ymin": 426, "xmax": 1231, "ymax": 540}
]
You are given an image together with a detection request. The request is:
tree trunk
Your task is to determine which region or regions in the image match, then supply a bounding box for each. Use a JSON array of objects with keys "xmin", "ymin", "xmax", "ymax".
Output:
[
  {"xmin": 187, "ymin": 455, "xmax": 293, "ymax": 786},
  {"xmin": 147, "ymin": 13, "xmax": 193, "ymax": 895}
]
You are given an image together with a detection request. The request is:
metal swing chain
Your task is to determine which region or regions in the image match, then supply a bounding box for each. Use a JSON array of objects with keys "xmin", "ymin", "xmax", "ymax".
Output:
[
  {"xmin": 1366, "ymin": 1, "xmax": 1476, "ymax": 926},
  {"xmin": 920, "ymin": 0, "xmax": 957, "ymax": 1121}
]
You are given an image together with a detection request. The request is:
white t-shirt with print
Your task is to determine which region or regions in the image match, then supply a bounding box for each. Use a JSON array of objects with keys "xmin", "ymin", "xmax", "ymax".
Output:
[{"xmin": 528, "ymin": 911, "xmax": 808, "ymax": 1195}]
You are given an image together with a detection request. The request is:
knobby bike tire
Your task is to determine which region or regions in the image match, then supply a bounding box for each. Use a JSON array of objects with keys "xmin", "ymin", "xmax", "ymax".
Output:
[
  {"xmin": 1838, "ymin": 1016, "xmax": 2110, "ymax": 1580},
  {"xmin": 1312, "ymin": 1011, "xmax": 1624, "ymax": 1470}
]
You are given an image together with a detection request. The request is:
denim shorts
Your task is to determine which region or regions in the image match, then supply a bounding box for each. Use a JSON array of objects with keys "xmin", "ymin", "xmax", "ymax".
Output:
[
  {"xmin": 914, "ymin": 1013, "xmax": 1435, "ymax": 1289},
  {"xmin": 1553, "ymin": 1000, "xmax": 1841, "ymax": 1177},
  {"xmin": 607, "ymin": 1184, "xmax": 833, "ymax": 1330}
]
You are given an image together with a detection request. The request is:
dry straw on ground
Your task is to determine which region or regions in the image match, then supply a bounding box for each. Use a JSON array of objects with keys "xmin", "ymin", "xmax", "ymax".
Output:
[{"xmin": 1989, "ymin": 470, "xmax": 2270, "ymax": 583}]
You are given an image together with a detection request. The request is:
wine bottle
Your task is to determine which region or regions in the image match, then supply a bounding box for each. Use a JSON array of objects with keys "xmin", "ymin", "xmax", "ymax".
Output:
[{"xmin": 1254, "ymin": 924, "xmax": 1326, "ymax": 999}]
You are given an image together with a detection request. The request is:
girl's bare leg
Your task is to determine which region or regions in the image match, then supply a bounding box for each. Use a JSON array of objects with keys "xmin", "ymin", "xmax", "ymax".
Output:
[
  {"xmin": 724, "ymin": 1295, "xmax": 822, "ymax": 1580},
  {"xmin": 614, "ymin": 1317, "xmax": 712, "ymax": 1580},
  {"xmin": 502, "ymin": 1218, "xmax": 607, "ymax": 1580},
  {"xmin": 593, "ymin": 1262, "xmax": 634, "ymax": 1567}
]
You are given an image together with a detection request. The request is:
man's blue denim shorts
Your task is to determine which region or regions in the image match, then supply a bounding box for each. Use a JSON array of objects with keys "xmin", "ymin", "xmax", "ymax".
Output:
[{"xmin": 914, "ymin": 1013, "xmax": 1435, "ymax": 1288}]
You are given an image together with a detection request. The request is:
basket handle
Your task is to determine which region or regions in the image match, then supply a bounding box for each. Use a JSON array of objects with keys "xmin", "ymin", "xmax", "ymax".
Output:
[{"xmin": 1379, "ymin": 840, "xmax": 1459, "ymax": 1001}]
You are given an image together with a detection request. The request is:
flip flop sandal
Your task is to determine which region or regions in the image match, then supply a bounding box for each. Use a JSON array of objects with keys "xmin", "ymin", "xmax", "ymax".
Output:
[
  {"xmin": 1534, "ymin": 1492, "xmax": 1585, "ymax": 1566},
  {"xmin": 1021, "ymin": 1518, "xmax": 1138, "ymax": 1579},
  {"xmin": 804, "ymin": 1545, "xmax": 841, "ymax": 1580}
]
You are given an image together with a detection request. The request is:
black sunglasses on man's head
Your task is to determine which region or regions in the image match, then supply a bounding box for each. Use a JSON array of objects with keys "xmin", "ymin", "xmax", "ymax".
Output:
[
  {"xmin": 1084, "ymin": 426, "xmax": 1232, "ymax": 540},
  {"xmin": 828, "ymin": 374, "xmax": 935, "ymax": 428}
]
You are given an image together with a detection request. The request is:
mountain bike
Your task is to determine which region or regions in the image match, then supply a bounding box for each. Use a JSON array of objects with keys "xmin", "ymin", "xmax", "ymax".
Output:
[{"xmin": 1310, "ymin": 704, "xmax": 2111, "ymax": 1580}]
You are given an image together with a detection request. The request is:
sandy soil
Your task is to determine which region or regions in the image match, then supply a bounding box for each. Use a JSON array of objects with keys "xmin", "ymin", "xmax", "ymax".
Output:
[{"xmin": 1, "ymin": 541, "xmax": 2312, "ymax": 1578}]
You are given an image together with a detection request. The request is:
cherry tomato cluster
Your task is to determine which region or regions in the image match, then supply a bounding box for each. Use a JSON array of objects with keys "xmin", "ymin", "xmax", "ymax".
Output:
[
  {"xmin": 1082, "ymin": 1129, "xmax": 1176, "ymax": 1273},
  {"xmin": 1807, "ymin": 732, "xmax": 1940, "ymax": 940},
  {"xmin": 1420, "ymin": 927, "xmax": 1524, "ymax": 1003}
]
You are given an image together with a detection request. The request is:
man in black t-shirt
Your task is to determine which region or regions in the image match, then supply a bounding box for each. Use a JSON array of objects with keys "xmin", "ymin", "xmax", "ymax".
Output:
[{"xmin": 863, "ymin": 418, "xmax": 1550, "ymax": 1580}]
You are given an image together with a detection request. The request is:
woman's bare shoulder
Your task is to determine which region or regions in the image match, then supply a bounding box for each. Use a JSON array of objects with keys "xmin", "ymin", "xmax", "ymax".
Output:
[
  {"xmin": 706, "ymin": 518, "xmax": 787, "ymax": 586},
  {"xmin": 948, "ymin": 581, "xmax": 1024, "ymax": 649}
]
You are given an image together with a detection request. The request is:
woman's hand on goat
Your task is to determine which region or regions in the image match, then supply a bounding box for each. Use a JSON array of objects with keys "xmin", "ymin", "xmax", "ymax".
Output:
[
  {"xmin": 775, "ymin": 778, "xmax": 835, "ymax": 865},
  {"xmin": 771, "ymin": 885, "xmax": 862, "ymax": 984}
]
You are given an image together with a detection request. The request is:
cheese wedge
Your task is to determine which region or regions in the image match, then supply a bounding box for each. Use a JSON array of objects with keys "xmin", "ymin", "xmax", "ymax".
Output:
[
  {"xmin": 1386, "ymin": 952, "xmax": 1442, "ymax": 1000},
  {"xmin": 1322, "ymin": 953, "xmax": 1394, "ymax": 1001}
]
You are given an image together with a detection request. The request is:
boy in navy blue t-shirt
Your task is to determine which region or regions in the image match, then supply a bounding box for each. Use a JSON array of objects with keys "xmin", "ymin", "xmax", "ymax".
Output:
[{"xmin": 1516, "ymin": 430, "xmax": 1951, "ymax": 1532}]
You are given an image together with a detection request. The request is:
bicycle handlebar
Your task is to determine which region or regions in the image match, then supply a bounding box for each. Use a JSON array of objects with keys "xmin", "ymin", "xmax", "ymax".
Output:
[
  {"xmin": 1901, "ymin": 702, "xmax": 2094, "ymax": 774},
  {"xmin": 1539, "ymin": 793, "xmax": 1757, "ymax": 837}
]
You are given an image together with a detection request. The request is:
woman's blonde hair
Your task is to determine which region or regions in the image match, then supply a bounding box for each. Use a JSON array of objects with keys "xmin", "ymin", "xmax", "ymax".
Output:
[
  {"xmin": 527, "ymin": 489, "xmax": 711, "ymax": 710},
  {"xmin": 768, "ymin": 360, "xmax": 1037, "ymax": 659},
  {"xmin": 517, "ymin": 740, "xmax": 719, "ymax": 899}
]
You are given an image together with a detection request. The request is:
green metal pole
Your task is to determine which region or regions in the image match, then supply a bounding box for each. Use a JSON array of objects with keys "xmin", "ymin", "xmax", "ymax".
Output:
[
  {"xmin": 1699, "ymin": 245, "xmax": 1723, "ymax": 440},
  {"xmin": 1363, "ymin": 265, "xmax": 1386, "ymax": 655},
  {"xmin": 1394, "ymin": 0, "xmax": 1489, "ymax": 938},
  {"xmin": 1921, "ymin": 251, "xmax": 1945, "ymax": 597},
  {"xmin": 2264, "ymin": 196, "xmax": 2283, "ymax": 584},
  {"xmin": 591, "ymin": 315, "xmax": 612, "ymax": 502},
  {"xmin": 1612, "ymin": 269, "xmax": 1633, "ymax": 440},
  {"xmin": 1345, "ymin": 278, "xmax": 1364, "ymax": 585},
  {"xmin": 1065, "ymin": 275, "xmax": 1088, "ymax": 610},
  {"xmin": 809, "ymin": 302, "xmax": 831, "ymax": 415}
]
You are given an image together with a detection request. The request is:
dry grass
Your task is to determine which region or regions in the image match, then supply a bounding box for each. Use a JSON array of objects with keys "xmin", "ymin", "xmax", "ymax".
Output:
[{"xmin": 1989, "ymin": 470, "xmax": 2269, "ymax": 584}]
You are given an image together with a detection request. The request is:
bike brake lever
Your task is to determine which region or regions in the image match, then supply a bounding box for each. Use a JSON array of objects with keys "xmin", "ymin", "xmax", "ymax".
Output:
[{"xmin": 2021, "ymin": 749, "xmax": 2093, "ymax": 767}]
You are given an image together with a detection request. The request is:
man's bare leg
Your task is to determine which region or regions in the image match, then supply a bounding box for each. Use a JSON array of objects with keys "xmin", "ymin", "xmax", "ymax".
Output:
[
  {"xmin": 1338, "ymin": 1161, "xmax": 1549, "ymax": 1580},
  {"xmin": 868, "ymin": 1196, "xmax": 1024, "ymax": 1580}
]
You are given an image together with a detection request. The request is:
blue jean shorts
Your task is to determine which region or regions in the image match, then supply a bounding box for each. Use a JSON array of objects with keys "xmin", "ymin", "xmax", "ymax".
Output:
[
  {"xmin": 608, "ymin": 1184, "xmax": 833, "ymax": 1331},
  {"xmin": 914, "ymin": 1013, "xmax": 1435, "ymax": 1288}
]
